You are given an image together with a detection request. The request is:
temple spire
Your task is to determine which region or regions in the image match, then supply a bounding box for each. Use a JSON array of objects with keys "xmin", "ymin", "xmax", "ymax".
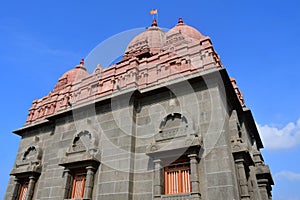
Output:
[
  {"xmin": 151, "ymin": 19, "xmax": 158, "ymax": 27},
  {"xmin": 80, "ymin": 58, "xmax": 84, "ymax": 65},
  {"xmin": 178, "ymin": 17, "xmax": 184, "ymax": 24},
  {"xmin": 75, "ymin": 58, "xmax": 87, "ymax": 71}
]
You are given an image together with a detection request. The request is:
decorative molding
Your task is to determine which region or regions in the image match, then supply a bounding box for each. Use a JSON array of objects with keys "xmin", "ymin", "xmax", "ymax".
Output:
[
  {"xmin": 159, "ymin": 193, "xmax": 201, "ymax": 200},
  {"xmin": 60, "ymin": 130, "xmax": 100, "ymax": 167},
  {"xmin": 155, "ymin": 113, "xmax": 196, "ymax": 142},
  {"xmin": 147, "ymin": 112, "xmax": 201, "ymax": 156},
  {"xmin": 11, "ymin": 145, "xmax": 43, "ymax": 175}
]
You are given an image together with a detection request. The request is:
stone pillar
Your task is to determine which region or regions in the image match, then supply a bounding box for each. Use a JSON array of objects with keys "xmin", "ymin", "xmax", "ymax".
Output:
[
  {"xmin": 248, "ymin": 178, "xmax": 254, "ymax": 200},
  {"xmin": 84, "ymin": 166, "xmax": 96, "ymax": 199},
  {"xmin": 62, "ymin": 169, "xmax": 72, "ymax": 199},
  {"xmin": 153, "ymin": 159, "xmax": 163, "ymax": 197},
  {"xmin": 257, "ymin": 179, "xmax": 269, "ymax": 200},
  {"xmin": 236, "ymin": 159, "xmax": 250, "ymax": 200},
  {"xmin": 11, "ymin": 177, "xmax": 21, "ymax": 200},
  {"xmin": 188, "ymin": 154, "xmax": 201, "ymax": 198},
  {"xmin": 26, "ymin": 176, "xmax": 36, "ymax": 200}
]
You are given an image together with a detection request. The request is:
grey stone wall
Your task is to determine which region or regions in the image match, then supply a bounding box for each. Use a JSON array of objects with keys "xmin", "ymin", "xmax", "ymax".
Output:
[{"xmin": 5, "ymin": 75, "xmax": 271, "ymax": 200}]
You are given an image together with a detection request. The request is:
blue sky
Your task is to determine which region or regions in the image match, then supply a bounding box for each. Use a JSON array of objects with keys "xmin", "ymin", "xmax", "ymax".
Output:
[{"xmin": 1, "ymin": 0, "xmax": 300, "ymax": 199}]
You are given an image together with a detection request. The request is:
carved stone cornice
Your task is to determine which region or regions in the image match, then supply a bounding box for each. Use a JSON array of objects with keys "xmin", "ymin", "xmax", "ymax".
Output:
[{"xmin": 255, "ymin": 164, "xmax": 274, "ymax": 185}]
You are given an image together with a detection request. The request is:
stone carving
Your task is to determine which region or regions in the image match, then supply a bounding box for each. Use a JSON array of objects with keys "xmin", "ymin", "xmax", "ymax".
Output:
[
  {"xmin": 60, "ymin": 130, "xmax": 100, "ymax": 167},
  {"xmin": 127, "ymin": 39, "xmax": 148, "ymax": 52},
  {"xmin": 23, "ymin": 146, "xmax": 37, "ymax": 160},
  {"xmin": 66, "ymin": 130, "xmax": 99, "ymax": 157},
  {"xmin": 12, "ymin": 145, "xmax": 43, "ymax": 175},
  {"xmin": 72, "ymin": 135, "xmax": 86, "ymax": 152},
  {"xmin": 147, "ymin": 112, "xmax": 200, "ymax": 154},
  {"xmin": 165, "ymin": 32, "xmax": 185, "ymax": 46},
  {"xmin": 156, "ymin": 113, "xmax": 190, "ymax": 142}
]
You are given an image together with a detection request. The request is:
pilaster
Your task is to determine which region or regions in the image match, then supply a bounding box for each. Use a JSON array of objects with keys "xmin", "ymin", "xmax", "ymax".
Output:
[
  {"xmin": 26, "ymin": 176, "xmax": 36, "ymax": 200},
  {"xmin": 62, "ymin": 169, "xmax": 72, "ymax": 199},
  {"xmin": 188, "ymin": 154, "xmax": 201, "ymax": 199},
  {"xmin": 153, "ymin": 159, "xmax": 163, "ymax": 197},
  {"xmin": 11, "ymin": 177, "xmax": 21, "ymax": 200},
  {"xmin": 235, "ymin": 159, "xmax": 250, "ymax": 200},
  {"xmin": 84, "ymin": 166, "xmax": 96, "ymax": 199}
]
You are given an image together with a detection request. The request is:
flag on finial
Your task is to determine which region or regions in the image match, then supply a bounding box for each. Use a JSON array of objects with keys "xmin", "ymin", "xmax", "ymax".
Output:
[{"xmin": 149, "ymin": 9, "xmax": 158, "ymax": 15}]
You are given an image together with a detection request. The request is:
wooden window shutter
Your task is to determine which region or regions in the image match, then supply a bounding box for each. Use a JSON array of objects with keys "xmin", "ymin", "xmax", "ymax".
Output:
[
  {"xmin": 164, "ymin": 161, "xmax": 191, "ymax": 194},
  {"xmin": 71, "ymin": 172, "xmax": 86, "ymax": 198},
  {"xmin": 18, "ymin": 181, "xmax": 29, "ymax": 200}
]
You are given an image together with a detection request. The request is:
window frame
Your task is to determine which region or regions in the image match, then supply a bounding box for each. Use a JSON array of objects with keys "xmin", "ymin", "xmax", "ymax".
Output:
[
  {"xmin": 60, "ymin": 161, "xmax": 99, "ymax": 200},
  {"xmin": 18, "ymin": 179, "xmax": 29, "ymax": 200},
  {"xmin": 164, "ymin": 157, "xmax": 191, "ymax": 195},
  {"xmin": 71, "ymin": 169, "xmax": 87, "ymax": 199},
  {"xmin": 147, "ymin": 145, "xmax": 201, "ymax": 199}
]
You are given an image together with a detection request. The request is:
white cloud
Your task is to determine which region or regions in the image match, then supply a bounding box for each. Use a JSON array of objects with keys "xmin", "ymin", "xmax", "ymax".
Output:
[
  {"xmin": 257, "ymin": 118, "xmax": 300, "ymax": 150},
  {"xmin": 275, "ymin": 171, "xmax": 300, "ymax": 181}
]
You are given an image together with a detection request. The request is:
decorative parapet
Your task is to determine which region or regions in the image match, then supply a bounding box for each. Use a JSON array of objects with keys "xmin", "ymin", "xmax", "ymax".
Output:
[
  {"xmin": 230, "ymin": 78, "xmax": 245, "ymax": 107},
  {"xmin": 25, "ymin": 26, "xmax": 223, "ymax": 125}
]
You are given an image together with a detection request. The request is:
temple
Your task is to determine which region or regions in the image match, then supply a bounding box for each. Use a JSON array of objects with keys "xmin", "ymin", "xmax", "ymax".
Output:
[{"xmin": 5, "ymin": 18, "xmax": 273, "ymax": 200}]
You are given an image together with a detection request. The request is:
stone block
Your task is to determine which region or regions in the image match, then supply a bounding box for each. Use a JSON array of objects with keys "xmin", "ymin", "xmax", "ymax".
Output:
[
  {"xmin": 100, "ymin": 120, "xmax": 119, "ymax": 131},
  {"xmin": 133, "ymin": 171, "xmax": 153, "ymax": 181},
  {"xmin": 205, "ymin": 157, "xmax": 232, "ymax": 174},
  {"xmin": 133, "ymin": 180, "xmax": 152, "ymax": 193},
  {"xmin": 96, "ymin": 193, "xmax": 130, "ymax": 200},
  {"xmin": 133, "ymin": 193, "xmax": 153, "ymax": 200},
  {"xmin": 206, "ymin": 172, "xmax": 235, "ymax": 187},
  {"xmin": 98, "ymin": 182, "xmax": 116, "ymax": 194},
  {"xmin": 40, "ymin": 187, "xmax": 51, "ymax": 198},
  {"xmin": 204, "ymin": 146, "xmax": 230, "ymax": 161},
  {"xmin": 206, "ymin": 185, "xmax": 236, "ymax": 200},
  {"xmin": 115, "ymin": 181, "xmax": 130, "ymax": 193}
]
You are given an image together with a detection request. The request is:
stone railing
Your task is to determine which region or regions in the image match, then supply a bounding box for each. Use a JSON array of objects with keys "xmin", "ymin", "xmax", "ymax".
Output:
[{"xmin": 161, "ymin": 193, "xmax": 191, "ymax": 200}]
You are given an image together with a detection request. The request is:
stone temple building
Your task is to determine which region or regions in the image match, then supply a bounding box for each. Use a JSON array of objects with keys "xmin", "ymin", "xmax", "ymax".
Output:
[{"xmin": 5, "ymin": 18, "xmax": 273, "ymax": 200}]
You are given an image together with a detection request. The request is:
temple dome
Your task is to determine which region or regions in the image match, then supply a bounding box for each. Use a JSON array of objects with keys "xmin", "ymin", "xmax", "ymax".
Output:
[
  {"xmin": 123, "ymin": 19, "xmax": 166, "ymax": 60},
  {"xmin": 54, "ymin": 59, "xmax": 89, "ymax": 92},
  {"xmin": 168, "ymin": 18, "xmax": 205, "ymax": 41}
]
